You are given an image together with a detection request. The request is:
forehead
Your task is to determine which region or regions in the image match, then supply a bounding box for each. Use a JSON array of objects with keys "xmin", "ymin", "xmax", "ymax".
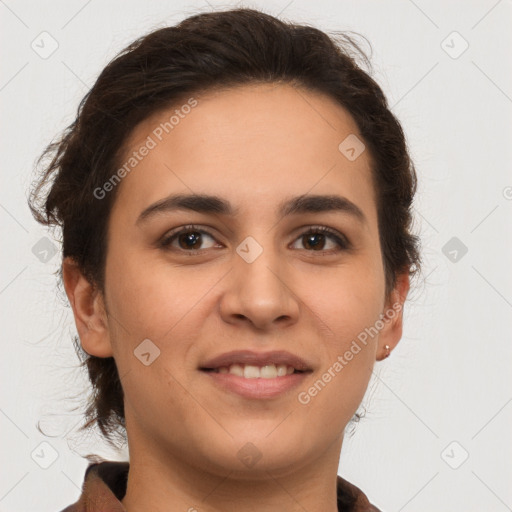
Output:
[{"xmin": 111, "ymin": 83, "xmax": 376, "ymax": 224}]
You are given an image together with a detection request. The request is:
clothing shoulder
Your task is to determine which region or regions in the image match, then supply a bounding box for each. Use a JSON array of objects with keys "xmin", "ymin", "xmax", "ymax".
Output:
[
  {"xmin": 58, "ymin": 460, "xmax": 129, "ymax": 512},
  {"xmin": 336, "ymin": 475, "xmax": 383, "ymax": 512}
]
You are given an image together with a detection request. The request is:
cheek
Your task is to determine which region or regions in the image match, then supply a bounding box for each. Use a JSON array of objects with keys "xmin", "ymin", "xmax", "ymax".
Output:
[
  {"xmin": 307, "ymin": 255, "xmax": 385, "ymax": 343},
  {"xmin": 297, "ymin": 292, "xmax": 378, "ymax": 428},
  {"xmin": 105, "ymin": 247, "xmax": 198, "ymax": 334},
  {"xmin": 299, "ymin": 261, "xmax": 383, "ymax": 410},
  {"xmin": 104, "ymin": 249, "xmax": 224, "ymax": 381}
]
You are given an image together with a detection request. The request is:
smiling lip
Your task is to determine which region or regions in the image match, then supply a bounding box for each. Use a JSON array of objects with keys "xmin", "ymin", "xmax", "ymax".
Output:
[
  {"xmin": 203, "ymin": 371, "xmax": 309, "ymax": 399},
  {"xmin": 200, "ymin": 350, "xmax": 312, "ymax": 371},
  {"xmin": 199, "ymin": 350, "xmax": 313, "ymax": 400}
]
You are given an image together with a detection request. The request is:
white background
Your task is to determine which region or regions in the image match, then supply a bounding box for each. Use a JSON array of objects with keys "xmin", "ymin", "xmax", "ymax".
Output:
[{"xmin": 1, "ymin": 1, "xmax": 511, "ymax": 511}]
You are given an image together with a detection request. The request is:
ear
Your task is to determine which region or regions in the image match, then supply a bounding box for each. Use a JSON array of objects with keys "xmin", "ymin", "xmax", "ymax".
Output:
[
  {"xmin": 62, "ymin": 257, "xmax": 114, "ymax": 358},
  {"xmin": 376, "ymin": 271, "xmax": 410, "ymax": 361}
]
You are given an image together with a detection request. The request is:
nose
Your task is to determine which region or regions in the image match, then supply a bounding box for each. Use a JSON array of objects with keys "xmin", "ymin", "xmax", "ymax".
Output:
[{"xmin": 219, "ymin": 245, "xmax": 300, "ymax": 331}]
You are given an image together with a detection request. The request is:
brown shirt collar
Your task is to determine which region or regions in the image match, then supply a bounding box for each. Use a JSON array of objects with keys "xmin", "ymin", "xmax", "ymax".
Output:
[{"xmin": 61, "ymin": 461, "xmax": 382, "ymax": 511}]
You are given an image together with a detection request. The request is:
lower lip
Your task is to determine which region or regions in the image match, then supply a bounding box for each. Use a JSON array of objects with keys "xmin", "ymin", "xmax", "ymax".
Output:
[{"xmin": 202, "ymin": 371, "xmax": 309, "ymax": 399}]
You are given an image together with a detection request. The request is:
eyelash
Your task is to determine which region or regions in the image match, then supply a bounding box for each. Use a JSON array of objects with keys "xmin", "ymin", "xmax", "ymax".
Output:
[{"xmin": 158, "ymin": 224, "xmax": 351, "ymax": 254}]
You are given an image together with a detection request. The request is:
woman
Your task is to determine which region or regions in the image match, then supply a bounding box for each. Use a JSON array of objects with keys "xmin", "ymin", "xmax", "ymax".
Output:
[{"xmin": 29, "ymin": 7, "xmax": 420, "ymax": 511}]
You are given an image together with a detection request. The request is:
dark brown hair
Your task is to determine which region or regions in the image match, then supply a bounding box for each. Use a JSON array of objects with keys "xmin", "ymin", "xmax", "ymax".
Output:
[{"xmin": 28, "ymin": 7, "xmax": 421, "ymax": 448}]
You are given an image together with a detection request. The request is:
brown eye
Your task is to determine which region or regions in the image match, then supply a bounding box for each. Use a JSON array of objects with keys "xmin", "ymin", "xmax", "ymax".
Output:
[
  {"xmin": 177, "ymin": 231, "xmax": 203, "ymax": 250},
  {"xmin": 302, "ymin": 232, "xmax": 328, "ymax": 251},
  {"xmin": 159, "ymin": 226, "xmax": 219, "ymax": 252},
  {"xmin": 159, "ymin": 224, "xmax": 349, "ymax": 254},
  {"xmin": 291, "ymin": 226, "xmax": 349, "ymax": 252}
]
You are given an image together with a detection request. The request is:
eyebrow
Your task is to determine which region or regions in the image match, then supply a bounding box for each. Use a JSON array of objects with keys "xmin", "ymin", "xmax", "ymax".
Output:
[{"xmin": 136, "ymin": 193, "xmax": 367, "ymax": 225}]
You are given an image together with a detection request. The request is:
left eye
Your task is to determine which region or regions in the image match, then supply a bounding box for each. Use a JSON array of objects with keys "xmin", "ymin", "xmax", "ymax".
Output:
[
  {"xmin": 159, "ymin": 225, "xmax": 349, "ymax": 253},
  {"xmin": 290, "ymin": 227, "xmax": 349, "ymax": 252}
]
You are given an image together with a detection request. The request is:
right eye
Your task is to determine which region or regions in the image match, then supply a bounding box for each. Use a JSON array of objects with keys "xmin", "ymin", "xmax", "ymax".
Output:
[{"xmin": 158, "ymin": 225, "xmax": 221, "ymax": 253}]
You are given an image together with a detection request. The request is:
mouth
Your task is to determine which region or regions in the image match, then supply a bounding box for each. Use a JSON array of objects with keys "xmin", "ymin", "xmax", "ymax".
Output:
[
  {"xmin": 199, "ymin": 350, "xmax": 313, "ymax": 399},
  {"xmin": 202, "ymin": 363, "xmax": 301, "ymax": 378}
]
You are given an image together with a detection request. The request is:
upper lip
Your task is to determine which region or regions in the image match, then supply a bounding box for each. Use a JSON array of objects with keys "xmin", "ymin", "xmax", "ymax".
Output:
[{"xmin": 200, "ymin": 350, "xmax": 313, "ymax": 372}]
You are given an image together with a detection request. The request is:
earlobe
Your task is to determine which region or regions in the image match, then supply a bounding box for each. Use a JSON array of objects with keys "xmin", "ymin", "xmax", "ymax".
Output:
[
  {"xmin": 61, "ymin": 257, "xmax": 114, "ymax": 358},
  {"xmin": 376, "ymin": 272, "xmax": 410, "ymax": 361}
]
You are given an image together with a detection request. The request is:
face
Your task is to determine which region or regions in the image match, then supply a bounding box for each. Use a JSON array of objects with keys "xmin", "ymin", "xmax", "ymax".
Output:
[{"xmin": 65, "ymin": 83, "xmax": 408, "ymax": 479}]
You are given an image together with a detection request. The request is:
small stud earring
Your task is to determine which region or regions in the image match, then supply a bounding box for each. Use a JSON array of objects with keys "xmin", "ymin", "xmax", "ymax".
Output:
[{"xmin": 384, "ymin": 344, "xmax": 391, "ymax": 358}]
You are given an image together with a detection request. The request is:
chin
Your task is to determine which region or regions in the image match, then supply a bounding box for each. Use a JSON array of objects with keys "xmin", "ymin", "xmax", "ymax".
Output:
[{"xmin": 188, "ymin": 424, "xmax": 318, "ymax": 479}]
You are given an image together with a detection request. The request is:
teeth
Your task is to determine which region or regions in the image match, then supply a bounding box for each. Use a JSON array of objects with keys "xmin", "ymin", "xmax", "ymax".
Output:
[
  {"xmin": 229, "ymin": 364, "xmax": 244, "ymax": 377},
  {"xmin": 277, "ymin": 364, "xmax": 287, "ymax": 377},
  {"xmin": 244, "ymin": 365, "xmax": 260, "ymax": 379},
  {"xmin": 215, "ymin": 363, "xmax": 297, "ymax": 378},
  {"xmin": 260, "ymin": 365, "xmax": 277, "ymax": 378}
]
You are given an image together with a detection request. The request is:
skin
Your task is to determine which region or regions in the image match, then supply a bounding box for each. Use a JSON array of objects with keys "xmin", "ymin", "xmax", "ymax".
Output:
[{"xmin": 63, "ymin": 83, "xmax": 409, "ymax": 512}]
